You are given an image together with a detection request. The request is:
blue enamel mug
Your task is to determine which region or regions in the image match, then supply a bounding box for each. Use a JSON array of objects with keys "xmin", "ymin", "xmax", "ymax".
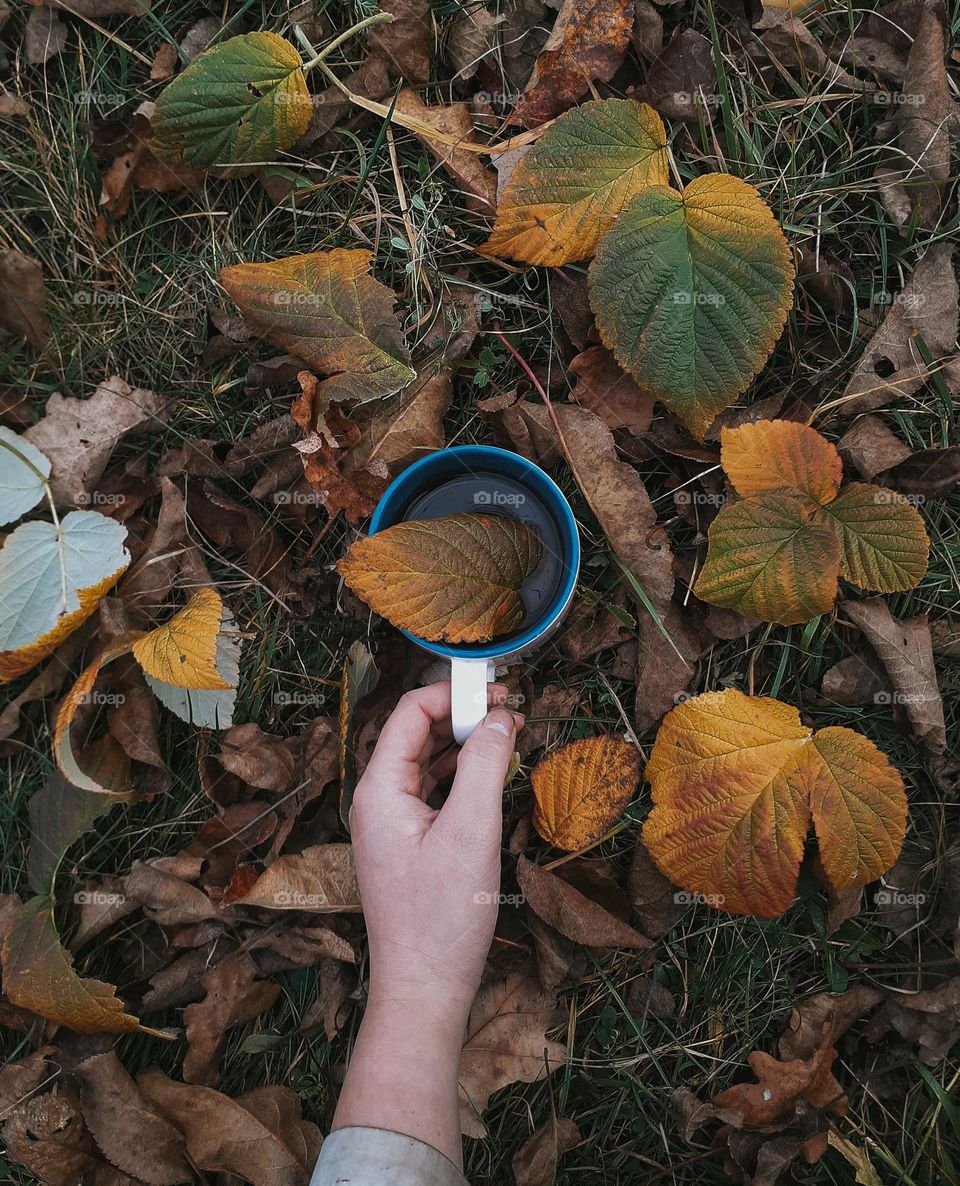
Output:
[{"xmin": 368, "ymin": 445, "xmax": 581, "ymax": 742}]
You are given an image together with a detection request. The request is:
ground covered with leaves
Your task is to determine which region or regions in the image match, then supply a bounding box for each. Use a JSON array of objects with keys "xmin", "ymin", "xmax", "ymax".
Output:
[{"xmin": 1, "ymin": 0, "xmax": 959, "ymax": 1183}]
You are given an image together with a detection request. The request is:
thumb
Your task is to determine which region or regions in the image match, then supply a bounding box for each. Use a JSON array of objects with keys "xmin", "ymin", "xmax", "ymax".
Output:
[{"xmin": 435, "ymin": 708, "xmax": 520, "ymax": 841}]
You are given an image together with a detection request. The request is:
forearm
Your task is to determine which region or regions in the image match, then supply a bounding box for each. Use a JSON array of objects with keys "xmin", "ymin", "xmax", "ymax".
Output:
[{"xmin": 331, "ymin": 999, "xmax": 466, "ymax": 1167}]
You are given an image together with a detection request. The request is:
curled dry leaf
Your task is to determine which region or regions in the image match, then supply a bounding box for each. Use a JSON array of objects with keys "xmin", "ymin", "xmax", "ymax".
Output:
[
  {"xmin": 516, "ymin": 856, "xmax": 651, "ymax": 948},
  {"xmin": 842, "ymin": 598, "xmax": 946, "ymax": 754},
  {"xmin": 151, "ymin": 32, "xmax": 313, "ymax": 175},
  {"xmin": 514, "ymin": 0, "xmax": 634, "ymax": 126},
  {"xmin": 694, "ymin": 420, "xmax": 929, "ymax": 624},
  {"xmin": 589, "ymin": 175, "xmax": 794, "ymax": 440},
  {"xmin": 458, "ymin": 969, "xmax": 566, "ymax": 1138},
  {"xmin": 229, "ymin": 843, "xmax": 361, "ymax": 912},
  {"xmin": 512, "ymin": 1116, "xmax": 581, "ymax": 1186},
  {"xmin": 567, "ymin": 346, "xmax": 656, "ymax": 436},
  {"xmin": 483, "ymin": 99, "xmax": 668, "ymax": 265},
  {"xmin": 221, "ymin": 248, "xmax": 415, "ymax": 408},
  {"xmin": 531, "ymin": 735, "xmax": 639, "ymax": 851},
  {"xmin": 0, "ymin": 249, "xmax": 49, "ymax": 350},
  {"xmin": 643, "ymin": 689, "xmax": 908, "ymax": 917},
  {"xmin": 338, "ymin": 512, "xmax": 542, "ymax": 644},
  {"xmin": 393, "ymin": 89, "xmax": 497, "ymax": 212},
  {"xmin": 136, "ymin": 1069, "xmax": 321, "ymax": 1186}
]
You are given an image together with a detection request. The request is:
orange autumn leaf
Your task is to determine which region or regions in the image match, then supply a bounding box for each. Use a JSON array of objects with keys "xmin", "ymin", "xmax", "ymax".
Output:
[
  {"xmin": 694, "ymin": 419, "xmax": 930, "ymax": 624},
  {"xmin": 131, "ymin": 587, "xmax": 230, "ymax": 691},
  {"xmin": 532, "ymin": 735, "xmax": 639, "ymax": 851},
  {"xmin": 338, "ymin": 513, "xmax": 542, "ymax": 644},
  {"xmin": 1, "ymin": 896, "xmax": 160, "ymax": 1036},
  {"xmin": 643, "ymin": 689, "xmax": 907, "ymax": 918}
]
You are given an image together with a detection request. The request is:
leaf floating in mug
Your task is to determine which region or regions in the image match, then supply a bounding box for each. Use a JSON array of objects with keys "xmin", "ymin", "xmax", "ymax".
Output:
[{"xmin": 338, "ymin": 512, "xmax": 542, "ymax": 644}]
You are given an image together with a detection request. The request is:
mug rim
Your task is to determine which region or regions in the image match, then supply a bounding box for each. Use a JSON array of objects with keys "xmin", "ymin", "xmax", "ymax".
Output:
[{"xmin": 368, "ymin": 444, "xmax": 581, "ymax": 660}]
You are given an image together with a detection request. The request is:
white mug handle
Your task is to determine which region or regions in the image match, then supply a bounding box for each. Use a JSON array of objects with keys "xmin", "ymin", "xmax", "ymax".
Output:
[{"xmin": 451, "ymin": 657, "xmax": 497, "ymax": 744}]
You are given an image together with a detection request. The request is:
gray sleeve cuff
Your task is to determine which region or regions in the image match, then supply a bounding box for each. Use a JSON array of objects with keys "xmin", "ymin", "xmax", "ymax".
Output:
[{"xmin": 309, "ymin": 1126, "xmax": 469, "ymax": 1186}]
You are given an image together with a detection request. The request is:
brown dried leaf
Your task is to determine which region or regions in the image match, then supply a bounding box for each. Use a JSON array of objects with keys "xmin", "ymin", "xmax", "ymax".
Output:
[
  {"xmin": 230, "ymin": 844, "xmax": 360, "ymax": 912},
  {"xmin": 458, "ymin": 969, "xmax": 565, "ymax": 1138},
  {"xmin": 512, "ymin": 1116, "xmax": 581, "ymax": 1186},
  {"xmin": 516, "ymin": 856, "xmax": 651, "ymax": 948},
  {"xmin": 568, "ymin": 346, "xmax": 655, "ymax": 435},
  {"xmin": 842, "ymin": 598, "xmax": 946, "ymax": 753},
  {"xmin": 514, "ymin": 0, "xmax": 634, "ymax": 126},
  {"xmin": 393, "ymin": 89, "xmax": 496, "ymax": 211},
  {"xmin": 183, "ymin": 952, "xmax": 281, "ymax": 1086},
  {"xmin": 0, "ymin": 249, "xmax": 49, "ymax": 350}
]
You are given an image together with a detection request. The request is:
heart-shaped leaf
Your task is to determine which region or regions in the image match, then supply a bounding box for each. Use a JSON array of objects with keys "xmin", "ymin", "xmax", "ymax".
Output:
[
  {"xmin": 221, "ymin": 249, "xmax": 415, "ymax": 408},
  {"xmin": 338, "ymin": 512, "xmax": 542, "ymax": 644},
  {"xmin": 483, "ymin": 98, "xmax": 669, "ymax": 265},
  {"xmin": 0, "ymin": 511, "xmax": 130, "ymax": 683},
  {"xmin": 694, "ymin": 419, "xmax": 930, "ymax": 624},
  {"xmin": 131, "ymin": 587, "xmax": 230, "ymax": 690},
  {"xmin": 532, "ymin": 735, "xmax": 639, "ymax": 851},
  {"xmin": 151, "ymin": 32, "xmax": 313, "ymax": 176},
  {"xmin": 0, "ymin": 427, "xmax": 50, "ymax": 526},
  {"xmin": 589, "ymin": 173, "xmax": 794, "ymax": 439},
  {"xmin": 643, "ymin": 689, "xmax": 907, "ymax": 917}
]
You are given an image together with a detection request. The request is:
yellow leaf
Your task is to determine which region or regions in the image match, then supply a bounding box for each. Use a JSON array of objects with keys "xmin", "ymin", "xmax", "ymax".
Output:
[
  {"xmin": 721, "ymin": 419, "xmax": 842, "ymax": 505},
  {"xmin": 643, "ymin": 690, "xmax": 907, "ymax": 917},
  {"xmin": 483, "ymin": 98, "xmax": 668, "ymax": 265},
  {"xmin": 338, "ymin": 513, "xmax": 542, "ymax": 644},
  {"xmin": 131, "ymin": 588, "xmax": 230, "ymax": 690},
  {"xmin": 532, "ymin": 735, "xmax": 639, "ymax": 851}
]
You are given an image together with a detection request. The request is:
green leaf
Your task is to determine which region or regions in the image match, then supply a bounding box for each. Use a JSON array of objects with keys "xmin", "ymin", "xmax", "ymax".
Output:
[
  {"xmin": 693, "ymin": 493, "xmax": 840, "ymax": 626},
  {"xmin": 0, "ymin": 511, "xmax": 130, "ymax": 683},
  {"xmin": 483, "ymin": 98, "xmax": 669, "ymax": 266},
  {"xmin": 151, "ymin": 32, "xmax": 314, "ymax": 176},
  {"xmin": 0, "ymin": 427, "xmax": 50, "ymax": 526},
  {"xmin": 819, "ymin": 482, "xmax": 930, "ymax": 592},
  {"xmin": 588, "ymin": 173, "xmax": 794, "ymax": 440}
]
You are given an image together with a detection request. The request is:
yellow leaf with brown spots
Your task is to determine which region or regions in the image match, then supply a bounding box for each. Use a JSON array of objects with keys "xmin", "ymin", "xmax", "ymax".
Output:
[
  {"xmin": 643, "ymin": 689, "xmax": 907, "ymax": 917},
  {"xmin": 532, "ymin": 735, "xmax": 639, "ymax": 851},
  {"xmin": 131, "ymin": 588, "xmax": 230, "ymax": 690}
]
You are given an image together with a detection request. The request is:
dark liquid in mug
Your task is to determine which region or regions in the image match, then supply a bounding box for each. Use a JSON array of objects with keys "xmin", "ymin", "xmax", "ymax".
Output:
[{"xmin": 401, "ymin": 471, "xmax": 566, "ymax": 642}]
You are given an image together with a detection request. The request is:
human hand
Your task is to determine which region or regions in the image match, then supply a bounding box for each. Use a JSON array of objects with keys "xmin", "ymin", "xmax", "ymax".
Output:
[{"xmin": 349, "ymin": 680, "xmax": 523, "ymax": 1023}]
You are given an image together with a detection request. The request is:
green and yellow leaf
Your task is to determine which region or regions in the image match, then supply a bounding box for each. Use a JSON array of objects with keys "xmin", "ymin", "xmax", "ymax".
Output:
[
  {"xmin": 338, "ymin": 512, "xmax": 542, "ymax": 644},
  {"xmin": 588, "ymin": 173, "xmax": 794, "ymax": 439},
  {"xmin": 693, "ymin": 493, "xmax": 840, "ymax": 625},
  {"xmin": 643, "ymin": 690, "xmax": 907, "ymax": 917},
  {"xmin": 221, "ymin": 249, "xmax": 415, "ymax": 408},
  {"xmin": 820, "ymin": 482, "xmax": 930, "ymax": 592},
  {"xmin": 151, "ymin": 32, "xmax": 313, "ymax": 176},
  {"xmin": 483, "ymin": 99, "xmax": 668, "ymax": 266}
]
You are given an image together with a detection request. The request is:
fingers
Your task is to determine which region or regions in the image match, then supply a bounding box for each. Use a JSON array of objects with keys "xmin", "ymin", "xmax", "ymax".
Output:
[{"xmin": 435, "ymin": 708, "xmax": 522, "ymax": 842}]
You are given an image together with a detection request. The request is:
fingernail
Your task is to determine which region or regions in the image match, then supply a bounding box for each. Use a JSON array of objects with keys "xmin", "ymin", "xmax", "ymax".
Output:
[
  {"xmin": 483, "ymin": 708, "xmax": 515, "ymax": 736},
  {"xmin": 511, "ymin": 712, "xmax": 525, "ymax": 729}
]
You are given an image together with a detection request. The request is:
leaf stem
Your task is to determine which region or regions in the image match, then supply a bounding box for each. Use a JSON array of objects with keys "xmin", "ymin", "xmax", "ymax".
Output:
[{"xmin": 295, "ymin": 12, "xmax": 394, "ymax": 75}]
